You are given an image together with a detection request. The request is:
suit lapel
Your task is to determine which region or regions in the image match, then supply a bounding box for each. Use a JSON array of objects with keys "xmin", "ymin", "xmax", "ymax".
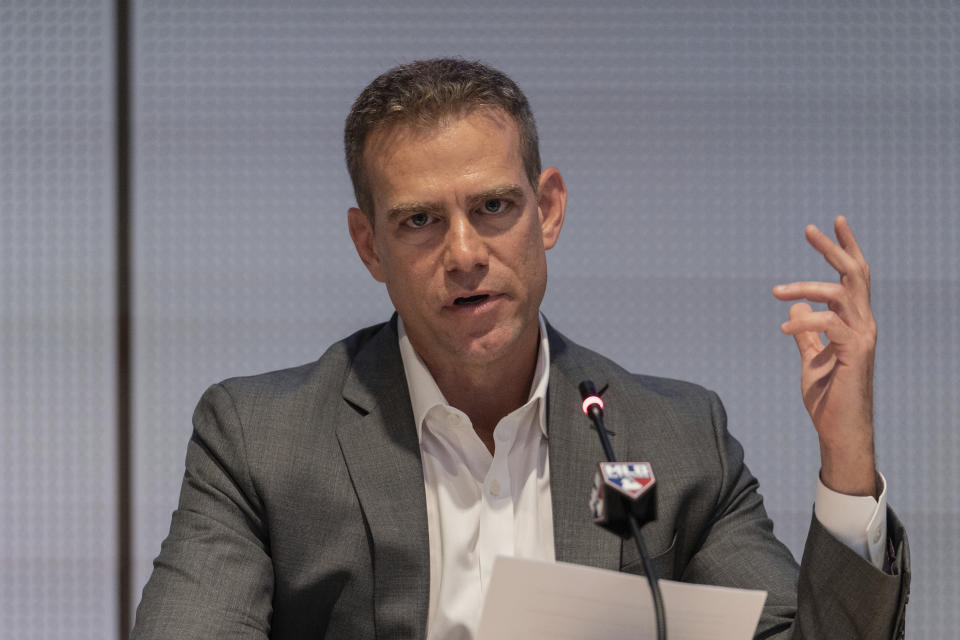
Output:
[
  {"xmin": 332, "ymin": 319, "xmax": 627, "ymax": 635},
  {"xmin": 546, "ymin": 325, "xmax": 623, "ymax": 571},
  {"xmin": 336, "ymin": 320, "xmax": 429, "ymax": 639}
]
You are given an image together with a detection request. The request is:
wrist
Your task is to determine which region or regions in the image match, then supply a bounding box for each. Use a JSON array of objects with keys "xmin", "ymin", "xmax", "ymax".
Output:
[{"xmin": 819, "ymin": 440, "xmax": 878, "ymax": 497}]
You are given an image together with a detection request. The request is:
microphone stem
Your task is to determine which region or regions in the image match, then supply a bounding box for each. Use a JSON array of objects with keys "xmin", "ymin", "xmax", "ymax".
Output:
[
  {"xmin": 629, "ymin": 516, "xmax": 667, "ymax": 640},
  {"xmin": 589, "ymin": 407, "xmax": 617, "ymax": 462}
]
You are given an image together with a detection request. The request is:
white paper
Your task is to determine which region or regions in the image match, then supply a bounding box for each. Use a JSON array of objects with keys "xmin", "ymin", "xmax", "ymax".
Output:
[{"xmin": 476, "ymin": 556, "xmax": 766, "ymax": 640}]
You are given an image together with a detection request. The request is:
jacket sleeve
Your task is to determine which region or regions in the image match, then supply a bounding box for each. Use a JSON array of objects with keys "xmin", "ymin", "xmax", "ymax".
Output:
[
  {"xmin": 683, "ymin": 390, "xmax": 909, "ymax": 639},
  {"xmin": 793, "ymin": 507, "xmax": 909, "ymax": 639},
  {"xmin": 130, "ymin": 383, "xmax": 274, "ymax": 640}
]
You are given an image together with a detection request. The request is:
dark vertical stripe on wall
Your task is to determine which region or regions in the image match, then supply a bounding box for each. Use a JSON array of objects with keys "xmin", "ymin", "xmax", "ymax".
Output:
[{"xmin": 115, "ymin": 0, "xmax": 132, "ymax": 637}]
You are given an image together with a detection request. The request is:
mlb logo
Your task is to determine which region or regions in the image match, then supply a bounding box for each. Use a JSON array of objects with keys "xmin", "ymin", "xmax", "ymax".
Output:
[
  {"xmin": 600, "ymin": 462, "xmax": 655, "ymax": 500},
  {"xmin": 590, "ymin": 462, "xmax": 657, "ymax": 535}
]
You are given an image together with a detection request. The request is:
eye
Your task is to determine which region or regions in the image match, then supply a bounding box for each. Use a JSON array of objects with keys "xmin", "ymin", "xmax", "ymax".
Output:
[
  {"xmin": 404, "ymin": 212, "xmax": 432, "ymax": 228},
  {"xmin": 482, "ymin": 199, "xmax": 506, "ymax": 214}
]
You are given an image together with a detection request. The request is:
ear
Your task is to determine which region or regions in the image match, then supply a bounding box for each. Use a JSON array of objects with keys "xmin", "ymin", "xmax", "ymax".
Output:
[
  {"xmin": 537, "ymin": 167, "xmax": 567, "ymax": 250},
  {"xmin": 348, "ymin": 207, "xmax": 386, "ymax": 282}
]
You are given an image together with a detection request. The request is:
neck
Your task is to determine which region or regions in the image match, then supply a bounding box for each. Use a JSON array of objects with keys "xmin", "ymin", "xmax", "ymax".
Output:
[{"xmin": 413, "ymin": 324, "xmax": 541, "ymax": 452}]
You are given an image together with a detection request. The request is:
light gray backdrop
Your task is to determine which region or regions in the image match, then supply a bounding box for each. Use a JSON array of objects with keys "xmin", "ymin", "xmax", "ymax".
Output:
[
  {"xmin": 3, "ymin": 1, "xmax": 957, "ymax": 638},
  {"xmin": 1, "ymin": 1, "xmax": 117, "ymax": 639}
]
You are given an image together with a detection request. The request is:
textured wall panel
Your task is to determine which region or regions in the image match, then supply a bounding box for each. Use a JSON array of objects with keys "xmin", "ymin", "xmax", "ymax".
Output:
[
  {"xmin": 132, "ymin": 2, "xmax": 958, "ymax": 635},
  {"xmin": 0, "ymin": 1, "xmax": 117, "ymax": 638}
]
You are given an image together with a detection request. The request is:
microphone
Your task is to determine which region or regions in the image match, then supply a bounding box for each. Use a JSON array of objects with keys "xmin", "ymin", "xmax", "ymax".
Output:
[
  {"xmin": 579, "ymin": 381, "xmax": 658, "ymax": 534},
  {"xmin": 580, "ymin": 379, "xmax": 667, "ymax": 640},
  {"xmin": 590, "ymin": 461, "xmax": 657, "ymax": 539}
]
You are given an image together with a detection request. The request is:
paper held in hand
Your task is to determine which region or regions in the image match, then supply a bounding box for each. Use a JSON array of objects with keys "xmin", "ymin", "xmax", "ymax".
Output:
[{"xmin": 476, "ymin": 556, "xmax": 766, "ymax": 640}]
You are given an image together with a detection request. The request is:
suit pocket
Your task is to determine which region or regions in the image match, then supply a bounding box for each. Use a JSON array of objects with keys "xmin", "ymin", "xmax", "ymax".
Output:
[{"xmin": 620, "ymin": 530, "xmax": 678, "ymax": 580}]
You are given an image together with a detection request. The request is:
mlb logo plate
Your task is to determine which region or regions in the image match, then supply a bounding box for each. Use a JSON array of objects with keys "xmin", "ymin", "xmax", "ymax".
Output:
[{"xmin": 599, "ymin": 462, "xmax": 655, "ymax": 500}]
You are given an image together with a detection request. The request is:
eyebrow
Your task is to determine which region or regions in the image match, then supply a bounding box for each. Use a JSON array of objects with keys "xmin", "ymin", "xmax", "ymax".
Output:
[
  {"xmin": 385, "ymin": 184, "xmax": 527, "ymax": 222},
  {"xmin": 385, "ymin": 201, "xmax": 444, "ymax": 222},
  {"xmin": 466, "ymin": 185, "xmax": 526, "ymax": 208}
]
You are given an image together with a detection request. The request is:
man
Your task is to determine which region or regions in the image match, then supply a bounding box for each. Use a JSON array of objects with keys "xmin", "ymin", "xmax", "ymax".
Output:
[{"xmin": 132, "ymin": 59, "xmax": 909, "ymax": 639}]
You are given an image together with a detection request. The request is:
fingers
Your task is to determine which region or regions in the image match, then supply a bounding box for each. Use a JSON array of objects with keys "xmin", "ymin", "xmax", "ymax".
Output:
[
  {"xmin": 781, "ymin": 305, "xmax": 856, "ymax": 346},
  {"xmin": 804, "ymin": 223, "xmax": 859, "ymax": 280},
  {"xmin": 834, "ymin": 216, "xmax": 867, "ymax": 266},
  {"xmin": 773, "ymin": 280, "xmax": 864, "ymax": 326},
  {"xmin": 783, "ymin": 302, "xmax": 823, "ymax": 358},
  {"xmin": 772, "ymin": 281, "xmax": 843, "ymax": 303},
  {"xmin": 805, "ymin": 217, "xmax": 871, "ymax": 294},
  {"xmin": 774, "ymin": 216, "xmax": 872, "ymax": 315},
  {"xmin": 835, "ymin": 216, "xmax": 871, "ymax": 298}
]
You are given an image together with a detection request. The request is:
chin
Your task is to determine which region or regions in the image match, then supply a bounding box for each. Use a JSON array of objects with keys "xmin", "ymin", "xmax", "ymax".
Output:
[{"xmin": 453, "ymin": 323, "xmax": 527, "ymax": 363}]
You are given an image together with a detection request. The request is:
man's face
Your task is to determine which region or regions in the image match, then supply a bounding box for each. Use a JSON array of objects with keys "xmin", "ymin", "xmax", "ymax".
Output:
[{"xmin": 348, "ymin": 108, "xmax": 566, "ymax": 372}]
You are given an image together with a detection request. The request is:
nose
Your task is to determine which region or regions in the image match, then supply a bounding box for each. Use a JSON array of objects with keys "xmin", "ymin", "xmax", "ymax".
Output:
[{"xmin": 443, "ymin": 213, "xmax": 489, "ymax": 272}]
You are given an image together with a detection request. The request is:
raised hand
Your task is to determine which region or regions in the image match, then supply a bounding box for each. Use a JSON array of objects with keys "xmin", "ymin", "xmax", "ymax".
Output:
[{"xmin": 773, "ymin": 216, "xmax": 879, "ymax": 497}]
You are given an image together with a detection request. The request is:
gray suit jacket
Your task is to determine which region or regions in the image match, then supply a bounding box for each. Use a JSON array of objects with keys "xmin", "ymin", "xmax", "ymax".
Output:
[{"xmin": 132, "ymin": 319, "xmax": 909, "ymax": 639}]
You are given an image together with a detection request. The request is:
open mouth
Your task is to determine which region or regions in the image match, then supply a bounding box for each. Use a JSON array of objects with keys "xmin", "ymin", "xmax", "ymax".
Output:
[{"xmin": 453, "ymin": 294, "xmax": 489, "ymax": 306}]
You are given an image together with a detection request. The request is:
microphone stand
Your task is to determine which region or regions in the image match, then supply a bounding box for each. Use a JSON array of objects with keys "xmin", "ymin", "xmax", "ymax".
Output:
[{"xmin": 580, "ymin": 380, "xmax": 667, "ymax": 640}]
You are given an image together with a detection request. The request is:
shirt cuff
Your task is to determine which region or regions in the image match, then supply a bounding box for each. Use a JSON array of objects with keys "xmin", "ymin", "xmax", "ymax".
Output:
[{"xmin": 814, "ymin": 471, "xmax": 887, "ymax": 570}]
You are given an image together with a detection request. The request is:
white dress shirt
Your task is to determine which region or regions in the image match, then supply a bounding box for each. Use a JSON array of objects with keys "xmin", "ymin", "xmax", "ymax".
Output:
[
  {"xmin": 397, "ymin": 316, "xmax": 887, "ymax": 640},
  {"xmin": 398, "ymin": 316, "xmax": 554, "ymax": 640}
]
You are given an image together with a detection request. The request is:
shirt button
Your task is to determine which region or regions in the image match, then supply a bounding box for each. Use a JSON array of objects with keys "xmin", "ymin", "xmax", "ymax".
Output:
[
  {"xmin": 871, "ymin": 527, "xmax": 882, "ymax": 544},
  {"xmin": 490, "ymin": 480, "xmax": 501, "ymax": 497},
  {"xmin": 446, "ymin": 413, "xmax": 460, "ymax": 427}
]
